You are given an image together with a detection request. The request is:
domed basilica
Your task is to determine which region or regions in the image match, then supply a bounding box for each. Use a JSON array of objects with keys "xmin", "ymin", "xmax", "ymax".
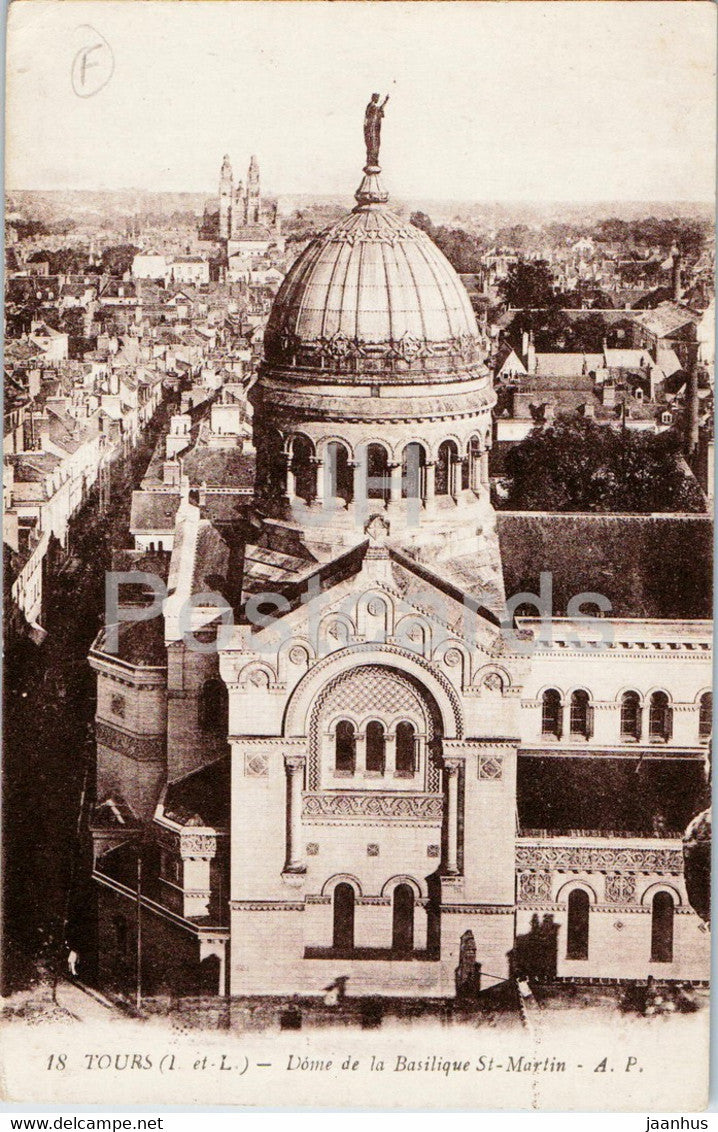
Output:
[{"xmin": 90, "ymin": 103, "xmax": 711, "ymax": 1005}]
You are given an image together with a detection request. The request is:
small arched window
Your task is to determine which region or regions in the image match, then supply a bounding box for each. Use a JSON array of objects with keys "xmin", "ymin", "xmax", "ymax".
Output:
[
  {"xmin": 541, "ymin": 689, "xmax": 563, "ymax": 738},
  {"xmin": 335, "ymin": 721, "xmax": 356, "ymax": 775},
  {"xmin": 620, "ymin": 691, "xmax": 641, "ymax": 740},
  {"xmin": 365, "ymin": 721, "xmax": 386, "ymax": 774},
  {"xmin": 333, "ymin": 883, "xmax": 355, "ymax": 951},
  {"xmin": 649, "ymin": 692, "xmax": 672, "ymax": 742},
  {"xmin": 199, "ymin": 678, "xmax": 228, "ymax": 735},
  {"xmin": 570, "ymin": 690, "xmax": 591, "ymax": 738},
  {"xmin": 699, "ymin": 693, "xmax": 712, "ymax": 741},
  {"xmin": 392, "ymin": 884, "xmax": 415, "ymax": 955},
  {"xmin": 566, "ymin": 889, "xmax": 590, "ymax": 960},
  {"xmin": 395, "ymin": 722, "xmax": 417, "ymax": 776},
  {"xmin": 650, "ymin": 892, "xmax": 674, "ymax": 963}
]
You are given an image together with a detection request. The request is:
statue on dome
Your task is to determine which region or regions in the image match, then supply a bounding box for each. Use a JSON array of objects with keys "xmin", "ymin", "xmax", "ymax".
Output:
[{"xmin": 364, "ymin": 93, "xmax": 389, "ymax": 168}]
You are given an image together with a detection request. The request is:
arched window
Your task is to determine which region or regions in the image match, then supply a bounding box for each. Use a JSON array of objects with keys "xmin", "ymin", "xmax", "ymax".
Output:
[
  {"xmin": 395, "ymin": 722, "xmax": 416, "ymax": 776},
  {"xmin": 291, "ymin": 435, "xmax": 316, "ymax": 503},
  {"xmin": 199, "ymin": 678, "xmax": 228, "ymax": 735},
  {"xmin": 566, "ymin": 889, "xmax": 590, "ymax": 960},
  {"xmin": 366, "ymin": 444, "xmax": 390, "ymax": 501},
  {"xmin": 650, "ymin": 892, "xmax": 674, "ymax": 963},
  {"xmin": 436, "ymin": 440, "xmax": 459, "ymax": 496},
  {"xmin": 365, "ymin": 721, "xmax": 386, "ymax": 774},
  {"xmin": 570, "ymin": 690, "xmax": 591, "ymax": 738},
  {"xmin": 699, "ymin": 692, "xmax": 712, "ymax": 741},
  {"xmin": 325, "ymin": 441, "xmax": 353, "ymax": 504},
  {"xmin": 620, "ymin": 691, "xmax": 641, "ymax": 740},
  {"xmin": 402, "ymin": 443, "xmax": 426, "ymax": 500},
  {"xmin": 467, "ymin": 435, "xmax": 482, "ymax": 491},
  {"xmin": 649, "ymin": 692, "xmax": 672, "ymax": 742},
  {"xmin": 541, "ymin": 689, "xmax": 563, "ymax": 738},
  {"xmin": 335, "ymin": 721, "xmax": 356, "ymax": 775},
  {"xmin": 333, "ymin": 883, "xmax": 355, "ymax": 951},
  {"xmin": 392, "ymin": 884, "xmax": 415, "ymax": 955}
]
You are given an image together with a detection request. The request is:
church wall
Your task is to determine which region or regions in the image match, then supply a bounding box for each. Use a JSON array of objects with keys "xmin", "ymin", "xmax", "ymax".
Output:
[
  {"xmin": 520, "ymin": 645, "xmax": 711, "ymax": 751},
  {"xmin": 166, "ymin": 641, "xmax": 228, "ymax": 782},
  {"xmin": 230, "ymin": 742, "xmax": 291, "ymax": 902},
  {"xmin": 461, "ymin": 745, "xmax": 517, "ymax": 907},
  {"xmin": 95, "ymin": 667, "xmax": 167, "ymax": 822}
]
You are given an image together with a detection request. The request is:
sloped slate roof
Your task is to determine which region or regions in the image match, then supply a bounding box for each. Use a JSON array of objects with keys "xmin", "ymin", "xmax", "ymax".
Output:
[
  {"xmin": 498, "ymin": 511, "xmax": 712, "ymax": 619},
  {"xmin": 164, "ymin": 756, "xmax": 230, "ymax": 829}
]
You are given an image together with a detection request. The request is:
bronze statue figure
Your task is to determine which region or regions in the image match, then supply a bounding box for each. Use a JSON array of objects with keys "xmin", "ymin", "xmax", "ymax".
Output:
[{"xmin": 364, "ymin": 93, "xmax": 389, "ymax": 168}]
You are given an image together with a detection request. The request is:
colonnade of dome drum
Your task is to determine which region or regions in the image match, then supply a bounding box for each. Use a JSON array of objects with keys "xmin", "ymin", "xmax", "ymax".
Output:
[{"xmin": 257, "ymin": 428, "xmax": 492, "ymax": 508}]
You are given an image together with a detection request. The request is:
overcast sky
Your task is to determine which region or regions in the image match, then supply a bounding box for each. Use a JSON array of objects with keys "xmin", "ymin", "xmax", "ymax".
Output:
[{"xmin": 6, "ymin": 0, "xmax": 716, "ymax": 202}]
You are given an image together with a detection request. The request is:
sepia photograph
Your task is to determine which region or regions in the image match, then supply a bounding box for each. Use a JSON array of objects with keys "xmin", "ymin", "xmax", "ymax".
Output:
[{"xmin": 1, "ymin": 0, "xmax": 715, "ymax": 1111}]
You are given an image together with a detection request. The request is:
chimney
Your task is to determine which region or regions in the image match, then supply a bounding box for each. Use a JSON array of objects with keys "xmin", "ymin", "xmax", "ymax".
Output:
[
  {"xmin": 602, "ymin": 382, "xmax": 616, "ymax": 408},
  {"xmin": 671, "ymin": 245, "xmax": 682, "ymax": 303},
  {"xmin": 163, "ymin": 459, "xmax": 181, "ymax": 487},
  {"xmin": 521, "ymin": 330, "xmax": 529, "ymax": 361}
]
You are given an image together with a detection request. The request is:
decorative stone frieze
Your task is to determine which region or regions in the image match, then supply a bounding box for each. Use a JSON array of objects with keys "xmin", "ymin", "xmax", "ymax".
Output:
[
  {"xmin": 302, "ymin": 791, "xmax": 443, "ymax": 823},
  {"xmin": 516, "ymin": 843, "xmax": 683, "ymax": 874}
]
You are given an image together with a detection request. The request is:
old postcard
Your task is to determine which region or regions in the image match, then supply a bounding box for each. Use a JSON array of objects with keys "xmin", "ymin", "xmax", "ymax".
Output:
[{"xmin": 2, "ymin": 0, "xmax": 714, "ymax": 1111}]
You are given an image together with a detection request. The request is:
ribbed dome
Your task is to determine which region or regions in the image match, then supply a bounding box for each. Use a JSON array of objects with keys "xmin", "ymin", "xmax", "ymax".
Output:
[{"xmin": 263, "ymin": 201, "xmax": 483, "ymax": 381}]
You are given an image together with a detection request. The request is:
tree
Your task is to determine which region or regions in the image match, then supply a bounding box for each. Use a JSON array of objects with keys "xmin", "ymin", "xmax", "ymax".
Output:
[
  {"xmin": 500, "ymin": 414, "xmax": 705, "ymax": 513},
  {"xmin": 101, "ymin": 244, "xmax": 139, "ymax": 276},
  {"xmin": 499, "ymin": 259, "xmax": 556, "ymax": 310}
]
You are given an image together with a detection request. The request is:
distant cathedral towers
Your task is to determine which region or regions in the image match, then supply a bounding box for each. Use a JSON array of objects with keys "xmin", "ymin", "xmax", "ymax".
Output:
[
  {"xmin": 214, "ymin": 153, "xmax": 274, "ymax": 241},
  {"xmin": 219, "ymin": 154, "xmax": 233, "ymax": 239}
]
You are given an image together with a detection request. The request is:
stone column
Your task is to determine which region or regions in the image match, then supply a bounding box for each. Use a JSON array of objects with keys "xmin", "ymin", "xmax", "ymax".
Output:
[
  {"xmin": 284, "ymin": 756, "xmax": 306, "ymax": 873},
  {"xmin": 480, "ymin": 450, "xmax": 490, "ymax": 487},
  {"xmin": 385, "ymin": 732, "xmax": 397, "ymax": 777},
  {"xmin": 355, "ymin": 732, "xmax": 367, "ymax": 776},
  {"xmin": 352, "ymin": 460, "xmax": 366, "ymax": 505},
  {"xmin": 311, "ymin": 458, "xmax": 324, "ymax": 506},
  {"xmin": 389, "ymin": 462, "xmax": 403, "ymax": 504},
  {"xmin": 444, "ymin": 758, "xmax": 461, "ymax": 875},
  {"xmin": 424, "ymin": 462, "xmax": 436, "ymax": 502},
  {"xmin": 284, "ymin": 454, "xmax": 296, "ymax": 501}
]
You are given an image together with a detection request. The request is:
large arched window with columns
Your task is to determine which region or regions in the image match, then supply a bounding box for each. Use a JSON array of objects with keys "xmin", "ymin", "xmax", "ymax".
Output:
[
  {"xmin": 436, "ymin": 440, "xmax": 459, "ymax": 496},
  {"xmin": 366, "ymin": 444, "xmax": 390, "ymax": 501},
  {"xmin": 325, "ymin": 441, "xmax": 353, "ymax": 504},
  {"xmin": 401, "ymin": 443, "xmax": 426, "ymax": 500},
  {"xmin": 291, "ymin": 435, "xmax": 316, "ymax": 503}
]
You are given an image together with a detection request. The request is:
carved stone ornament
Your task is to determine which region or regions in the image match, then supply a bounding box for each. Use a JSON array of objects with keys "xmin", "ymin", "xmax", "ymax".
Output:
[
  {"xmin": 288, "ymin": 645, "xmax": 309, "ymax": 666},
  {"xmin": 518, "ymin": 872, "xmax": 552, "ymax": 902},
  {"xmin": 604, "ymin": 874, "xmax": 637, "ymax": 904},
  {"xmin": 483, "ymin": 672, "xmax": 504, "ymax": 693},
  {"xmin": 444, "ymin": 648, "xmax": 463, "ymax": 668},
  {"xmin": 478, "ymin": 755, "xmax": 503, "ymax": 781},
  {"xmin": 302, "ymin": 791, "xmax": 443, "ymax": 822},
  {"xmin": 244, "ymin": 752, "xmax": 269, "ymax": 778}
]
